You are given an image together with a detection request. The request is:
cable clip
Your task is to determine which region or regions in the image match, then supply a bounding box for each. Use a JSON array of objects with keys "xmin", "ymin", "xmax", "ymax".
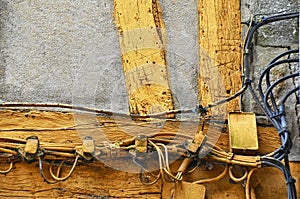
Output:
[
  {"xmin": 286, "ymin": 176, "xmax": 296, "ymax": 185},
  {"xmin": 102, "ymin": 141, "xmax": 119, "ymax": 159},
  {"xmin": 76, "ymin": 136, "xmax": 95, "ymax": 162},
  {"xmin": 188, "ymin": 131, "xmax": 207, "ymax": 154},
  {"xmin": 18, "ymin": 136, "xmax": 43, "ymax": 163},
  {"xmin": 193, "ymin": 105, "xmax": 208, "ymax": 115},
  {"xmin": 135, "ymin": 135, "xmax": 148, "ymax": 153},
  {"xmin": 255, "ymin": 156, "xmax": 262, "ymax": 168},
  {"xmin": 226, "ymin": 152, "xmax": 234, "ymax": 160}
]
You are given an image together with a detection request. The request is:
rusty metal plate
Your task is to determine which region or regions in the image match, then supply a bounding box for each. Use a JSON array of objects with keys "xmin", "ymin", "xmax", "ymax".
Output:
[
  {"xmin": 174, "ymin": 181, "xmax": 205, "ymax": 199},
  {"xmin": 228, "ymin": 112, "xmax": 259, "ymax": 151}
]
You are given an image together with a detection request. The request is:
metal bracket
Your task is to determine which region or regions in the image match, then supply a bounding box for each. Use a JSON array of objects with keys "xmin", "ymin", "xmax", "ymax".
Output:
[
  {"xmin": 188, "ymin": 131, "xmax": 207, "ymax": 154},
  {"xmin": 76, "ymin": 136, "xmax": 95, "ymax": 162},
  {"xmin": 135, "ymin": 135, "xmax": 148, "ymax": 153},
  {"xmin": 228, "ymin": 112, "xmax": 259, "ymax": 152},
  {"xmin": 18, "ymin": 136, "xmax": 43, "ymax": 163}
]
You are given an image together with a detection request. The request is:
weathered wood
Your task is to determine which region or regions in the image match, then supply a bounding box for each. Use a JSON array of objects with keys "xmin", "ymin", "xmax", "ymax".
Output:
[
  {"xmin": 0, "ymin": 110, "xmax": 298, "ymax": 199},
  {"xmin": 114, "ymin": 0, "xmax": 173, "ymax": 115},
  {"xmin": 198, "ymin": 0, "xmax": 242, "ymax": 112}
]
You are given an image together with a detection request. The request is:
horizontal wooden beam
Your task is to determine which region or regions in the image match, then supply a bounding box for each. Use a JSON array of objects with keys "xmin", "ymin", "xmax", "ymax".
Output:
[{"xmin": 0, "ymin": 110, "xmax": 298, "ymax": 198}]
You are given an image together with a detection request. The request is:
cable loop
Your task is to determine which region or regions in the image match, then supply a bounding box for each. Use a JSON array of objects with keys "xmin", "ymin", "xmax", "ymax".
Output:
[
  {"xmin": 229, "ymin": 165, "xmax": 248, "ymax": 183},
  {"xmin": 49, "ymin": 155, "xmax": 79, "ymax": 181},
  {"xmin": 38, "ymin": 157, "xmax": 58, "ymax": 184},
  {"xmin": 0, "ymin": 161, "xmax": 13, "ymax": 174},
  {"xmin": 192, "ymin": 164, "xmax": 228, "ymax": 184},
  {"xmin": 270, "ymin": 110, "xmax": 284, "ymax": 119}
]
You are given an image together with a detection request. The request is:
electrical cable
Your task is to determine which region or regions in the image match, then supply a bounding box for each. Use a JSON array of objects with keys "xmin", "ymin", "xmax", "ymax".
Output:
[
  {"xmin": 261, "ymin": 157, "xmax": 297, "ymax": 199},
  {"xmin": 245, "ymin": 168, "xmax": 257, "ymax": 199},
  {"xmin": 192, "ymin": 164, "xmax": 228, "ymax": 184}
]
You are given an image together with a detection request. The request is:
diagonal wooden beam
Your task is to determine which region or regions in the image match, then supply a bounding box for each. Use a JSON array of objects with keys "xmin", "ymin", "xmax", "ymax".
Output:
[{"xmin": 114, "ymin": 0, "xmax": 173, "ymax": 116}]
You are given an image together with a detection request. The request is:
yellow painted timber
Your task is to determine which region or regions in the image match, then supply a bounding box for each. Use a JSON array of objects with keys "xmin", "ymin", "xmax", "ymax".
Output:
[
  {"xmin": 114, "ymin": 0, "xmax": 173, "ymax": 115},
  {"xmin": 198, "ymin": 0, "xmax": 242, "ymax": 113}
]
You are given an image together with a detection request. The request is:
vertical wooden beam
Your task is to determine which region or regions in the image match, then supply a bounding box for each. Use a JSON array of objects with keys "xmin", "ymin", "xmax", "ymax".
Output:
[
  {"xmin": 114, "ymin": 0, "xmax": 173, "ymax": 115},
  {"xmin": 198, "ymin": 0, "xmax": 242, "ymax": 112}
]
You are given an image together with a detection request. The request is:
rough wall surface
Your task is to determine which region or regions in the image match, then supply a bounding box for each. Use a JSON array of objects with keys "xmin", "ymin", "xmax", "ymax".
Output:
[
  {"xmin": 0, "ymin": 0, "xmax": 201, "ymax": 113},
  {"xmin": 0, "ymin": 0, "xmax": 129, "ymax": 113},
  {"xmin": 241, "ymin": 0, "xmax": 299, "ymax": 160}
]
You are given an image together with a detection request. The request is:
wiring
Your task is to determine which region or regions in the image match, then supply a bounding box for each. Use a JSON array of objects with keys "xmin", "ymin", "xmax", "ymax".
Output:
[
  {"xmin": 192, "ymin": 164, "xmax": 228, "ymax": 184},
  {"xmin": 245, "ymin": 168, "xmax": 257, "ymax": 199}
]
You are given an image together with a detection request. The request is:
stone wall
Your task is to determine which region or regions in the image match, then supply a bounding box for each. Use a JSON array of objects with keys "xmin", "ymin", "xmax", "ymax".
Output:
[{"xmin": 241, "ymin": 0, "xmax": 299, "ymax": 160}]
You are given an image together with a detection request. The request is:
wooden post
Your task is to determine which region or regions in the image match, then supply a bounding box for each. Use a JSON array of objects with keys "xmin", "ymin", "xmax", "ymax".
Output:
[
  {"xmin": 198, "ymin": 0, "xmax": 242, "ymax": 113},
  {"xmin": 114, "ymin": 0, "xmax": 173, "ymax": 116}
]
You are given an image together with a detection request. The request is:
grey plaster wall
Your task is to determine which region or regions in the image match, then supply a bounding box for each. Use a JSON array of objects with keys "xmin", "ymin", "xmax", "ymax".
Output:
[
  {"xmin": 160, "ymin": 0, "xmax": 199, "ymax": 110},
  {"xmin": 0, "ymin": 0, "xmax": 129, "ymax": 113},
  {"xmin": 241, "ymin": 0, "xmax": 299, "ymax": 160},
  {"xmin": 0, "ymin": 0, "xmax": 200, "ymax": 113}
]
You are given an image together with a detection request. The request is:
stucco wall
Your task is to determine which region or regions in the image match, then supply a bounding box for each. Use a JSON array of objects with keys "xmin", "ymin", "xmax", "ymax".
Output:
[
  {"xmin": 0, "ymin": 0, "xmax": 129, "ymax": 113},
  {"xmin": 0, "ymin": 0, "xmax": 299, "ymax": 159},
  {"xmin": 0, "ymin": 0, "xmax": 200, "ymax": 112}
]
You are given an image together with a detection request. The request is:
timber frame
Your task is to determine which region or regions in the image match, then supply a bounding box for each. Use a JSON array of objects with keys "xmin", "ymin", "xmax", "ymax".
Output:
[{"xmin": 0, "ymin": 1, "xmax": 299, "ymax": 199}]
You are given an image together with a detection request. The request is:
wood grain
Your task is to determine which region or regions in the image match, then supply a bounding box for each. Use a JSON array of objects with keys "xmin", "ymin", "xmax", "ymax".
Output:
[
  {"xmin": 198, "ymin": 0, "xmax": 242, "ymax": 113},
  {"xmin": 0, "ymin": 110, "xmax": 298, "ymax": 198},
  {"xmin": 114, "ymin": 0, "xmax": 173, "ymax": 115}
]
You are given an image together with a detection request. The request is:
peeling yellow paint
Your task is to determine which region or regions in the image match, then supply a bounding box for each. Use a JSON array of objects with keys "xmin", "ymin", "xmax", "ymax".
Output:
[
  {"xmin": 198, "ymin": 0, "xmax": 242, "ymax": 113},
  {"xmin": 114, "ymin": 0, "xmax": 173, "ymax": 115}
]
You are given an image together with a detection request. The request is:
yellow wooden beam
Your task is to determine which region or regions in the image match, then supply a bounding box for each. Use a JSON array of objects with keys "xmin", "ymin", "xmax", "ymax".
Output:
[
  {"xmin": 198, "ymin": 0, "xmax": 242, "ymax": 113},
  {"xmin": 114, "ymin": 0, "xmax": 173, "ymax": 115}
]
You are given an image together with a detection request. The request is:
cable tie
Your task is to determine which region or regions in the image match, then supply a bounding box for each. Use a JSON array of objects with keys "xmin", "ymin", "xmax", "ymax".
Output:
[
  {"xmin": 245, "ymin": 79, "xmax": 252, "ymax": 85},
  {"xmin": 286, "ymin": 176, "xmax": 296, "ymax": 185},
  {"xmin": 169, "ymin": 145, "xmax": 177, "ymax": 154},
  {"xmin": 110, "ymin": 144, "xmax": 117, "ymax": 158},
  {"xmin": 227, "ymin": 152, "xmax": 234, "ymax": 160},
  {"xmin": 279, "ymin": 145, "xmax": 290, "ymax": 155},
  {"xmin": 270, "ymin": 111, "xmax": 284, "ymax": 119},
  {"xmin": 255, "ymin": 156, "xmax": 262, "ymax": 168},
  {"xmin": 278, "ymin": 128, "xmax": 287, "ymax": 136},
  {"xmin": 244, "ymin": 48, "xmax": 250, "ymax": 54}
]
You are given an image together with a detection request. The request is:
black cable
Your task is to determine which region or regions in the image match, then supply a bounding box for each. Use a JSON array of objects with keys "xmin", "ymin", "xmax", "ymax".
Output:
[
  {"xmin": 264, "ymin": 72, "xmax": 299, "ymax": 116},
  {"xmin": 279, "ymin": 86, "xmax": 300, "ymax": 107},
  {"xmin": 262, "ymin": 157, "xmax": 297, "ymax": 199},
  {"xmin": 258, "ymin": 59, "xmax": 298, "ymax": 107},
  {"xmin": 269, "ymin": 50, "xmax": 299, "ymax": 65},
  {"xmin": 243, "ymin": 12, "xmax": 299, "ymax": 82}
]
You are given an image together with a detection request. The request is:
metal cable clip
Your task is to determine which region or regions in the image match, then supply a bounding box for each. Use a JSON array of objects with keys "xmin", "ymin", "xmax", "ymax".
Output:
[
  {"xmin": 226, "ymin": 152, "xmax": 234, "ymax": 160},
  {"xmin": 76, "ymin": 136, "xmax": 95, "ymax": 162},
  {"xmin": 255, "ymin": 156, "xmax": 262, "ymax": 168},
  {"xmin": 188, "ymin": 131, "xmax": 207, "ymax": 154},
  {"xmin": 135, "ymin": 135, "xmax": 148, "ymax": 153},
  {"xmin": 18, "ymin": 136, "xmax": 43, "ymax": 163}
]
